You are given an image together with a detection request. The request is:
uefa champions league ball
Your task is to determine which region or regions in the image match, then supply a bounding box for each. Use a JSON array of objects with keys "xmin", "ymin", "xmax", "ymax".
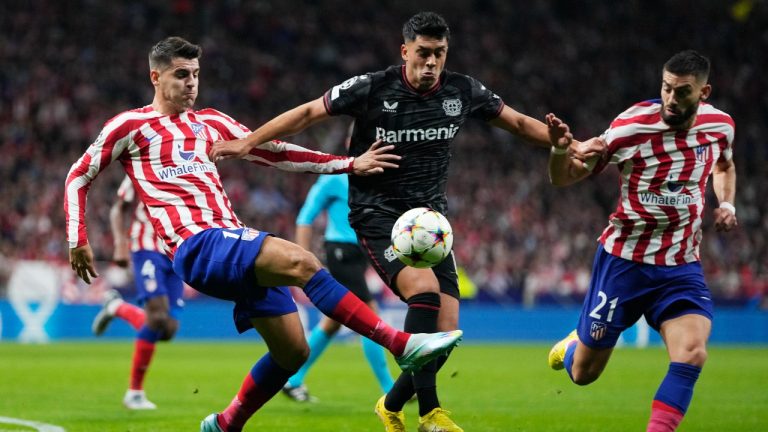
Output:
[{"xmin": 390, "ymin": 207, "xmax": 454, "ymax": 268}]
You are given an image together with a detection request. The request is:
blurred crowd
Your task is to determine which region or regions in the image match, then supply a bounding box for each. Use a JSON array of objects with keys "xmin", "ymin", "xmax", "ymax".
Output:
[{"xmin": 1, "ymin": 0, "xmax": 766, "ymax": 306}]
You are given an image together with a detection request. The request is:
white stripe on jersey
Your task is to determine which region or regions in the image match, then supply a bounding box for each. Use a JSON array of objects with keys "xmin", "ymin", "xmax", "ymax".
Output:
[
  {"xmin": 65, "ymin": 106, "xmax": 355, "ymax": 255},
  {"xmin": 598, "ymin": 101, "xmax": 735, "ymax": 265}
]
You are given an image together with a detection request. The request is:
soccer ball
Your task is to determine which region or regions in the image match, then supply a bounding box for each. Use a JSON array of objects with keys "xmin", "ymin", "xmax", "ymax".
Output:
[{"xmin": 390, "ymin": 208, "xmax": 453, "ymax": 268}]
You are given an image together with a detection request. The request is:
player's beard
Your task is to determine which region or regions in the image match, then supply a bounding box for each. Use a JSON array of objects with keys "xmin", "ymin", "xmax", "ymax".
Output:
[{"xmin": 661, "ymin": 98, "xmax": 699, "ymax": 127}]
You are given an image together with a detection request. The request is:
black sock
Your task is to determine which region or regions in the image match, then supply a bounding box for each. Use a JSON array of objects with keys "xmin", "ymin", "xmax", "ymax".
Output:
[{"xmin": 385, "ymin": 292, "xmax": 441, "ymax": 415}]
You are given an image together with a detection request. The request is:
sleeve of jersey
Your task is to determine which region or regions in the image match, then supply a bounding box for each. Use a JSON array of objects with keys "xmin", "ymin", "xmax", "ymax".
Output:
[
  {"xmin": 296, "ymin": 177, "xmax": 331, "ymax": 225},
  {"xmin": 243, "ymin": 140, "xmax": 354, "ymax": 173},
  {"xmin": 468, "ymin": 76, "xmax": 504, "ymax": 120},
  {"xmin": 718, "ymin": 115, "xmax": 736, "ymax": 161},
  {"xmin": 64, "ymin": 120, "xmax": 132, "ymax": 249},
  {"xmin": 322, "ymin": 74, "xmax": 372, "ymax": 117}
]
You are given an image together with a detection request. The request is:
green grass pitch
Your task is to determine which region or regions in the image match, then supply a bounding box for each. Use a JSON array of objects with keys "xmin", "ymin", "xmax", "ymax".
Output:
[{"xmin": 0, "ymin": 341, "xmax": 766, "ymax": 431}]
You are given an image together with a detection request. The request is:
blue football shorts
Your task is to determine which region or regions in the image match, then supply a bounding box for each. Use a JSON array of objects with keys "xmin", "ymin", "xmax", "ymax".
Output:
[
  {"xmin": 172, "ymin": 227, "xmax": 297, "ymax": 333},
  {"xmin": 131, "ymin": 250, "xmax": 184, "ymax": 320},
  {"xmin": 576, "ymin": 243, "xmax": 714, "ymax": 349}
]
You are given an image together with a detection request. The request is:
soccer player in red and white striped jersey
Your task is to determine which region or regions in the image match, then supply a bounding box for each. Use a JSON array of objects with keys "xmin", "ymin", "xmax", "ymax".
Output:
[
  {"xmin": 88, "ymin": 176, "xmax": 186, "ymax": 409},
  {"xmin": 546, "ymin": 50, "xmax": 737, "ymax": 432},
  {"xmin": 64, "ymin": 37, "xmax": 463, "ymax": 431}
]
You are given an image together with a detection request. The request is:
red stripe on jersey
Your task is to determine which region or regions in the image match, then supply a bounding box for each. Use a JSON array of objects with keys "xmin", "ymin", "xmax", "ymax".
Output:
[
  {"xmin": 694, "ymin": 113, "xmax": 735, "ymax": 129},
  {"xmin": 607, "ymin": 131, "xmax": 659, "ymax": 154},
  {"xmin": 610, "ymin": 112, "xmax": 661, "ymax": 128},
  {"xmin": 626, "ymin": 142, "xmax": 655, "ymax": 262}
]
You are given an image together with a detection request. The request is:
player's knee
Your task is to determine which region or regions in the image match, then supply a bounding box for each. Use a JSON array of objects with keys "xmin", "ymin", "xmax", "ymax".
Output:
[
  {"xmin": 402, "ymin": 280, "xmax": 441, "ymax": 298},
  {"xmin": 571, "ymin": 370, "xmax": 599, "ymax": 386},
  {"xmin": 570, "ymin": 362, "xmax": 604, "ymax": 386},
  {"xmin": 147, "ymin": 314, "xmax": 176, "ymax": 340},
  {"xmin": 676, "ymin": 345, "xmax": 708, "ymax": 367},
  {"xmin": 159, "ymin": 320, "xmax": 179, "ymax": 341},
  {"xmin": 286, "ymin": 248, "xmax": 322, "ymax": 284},
  {"xmin": 275, "ymin": 343, "xmax": 310, "ymax": 372}
]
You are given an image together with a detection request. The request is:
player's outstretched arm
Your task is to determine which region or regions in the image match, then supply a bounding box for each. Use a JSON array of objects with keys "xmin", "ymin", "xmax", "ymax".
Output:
[
  {"xmin": 210, "ymin": 97, "xmax": 330, "ymax": 161},
  {"xmin": 546, "ymin": 113, "xmax": 597, "ymax": 187},
  {"xmin": 712, "ymin": 157, "xmax": 738, "ymax": 232},
  {"xmin": 489, "ymin": 106, "xmax": 607, "ymax": 161},
  {"xmin": 70, "ymin": 244, "xmax": 99, "ymax": 284},
  {"xmin": 242, "ymin": 139, "xmax": 399, "ymax": 175}
]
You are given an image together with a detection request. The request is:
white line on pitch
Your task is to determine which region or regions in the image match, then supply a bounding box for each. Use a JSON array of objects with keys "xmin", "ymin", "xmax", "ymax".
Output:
[{"xmin": 0, "ymin": 416, "xmax": 66, "ymax": 432}]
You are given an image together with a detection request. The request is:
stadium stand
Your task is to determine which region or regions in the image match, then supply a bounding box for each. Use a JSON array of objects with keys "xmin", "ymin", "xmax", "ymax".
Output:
[{"xmin": 0, "ymin": 0, "xmax": 765, "ymax": 307}]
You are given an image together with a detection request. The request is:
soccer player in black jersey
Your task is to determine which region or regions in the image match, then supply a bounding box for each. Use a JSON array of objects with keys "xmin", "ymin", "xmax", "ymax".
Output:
[{"xmin": 212, "ymin": 11, "xmax": 602, "ymax": 432}]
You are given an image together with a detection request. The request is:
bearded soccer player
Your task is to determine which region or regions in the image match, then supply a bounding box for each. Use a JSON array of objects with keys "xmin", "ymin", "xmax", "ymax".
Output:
[
  {"xmin": 64, "ymin": 36, "xmax": 463, "ymax": 431},
  {"xmin": 546, "ymin": 50, "xmax": 737, "ymax": 432},
  {"xmin": 210, "ymin": 12, "xmax": 602, "ymax": 432}
]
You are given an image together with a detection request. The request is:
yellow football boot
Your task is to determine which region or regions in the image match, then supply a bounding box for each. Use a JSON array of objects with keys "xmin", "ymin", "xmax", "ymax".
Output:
[
  {"xmin": 548, "ymin": 330, "xmax": 579, "ymax": 370},
  {"xmin": 374, "ymin": 395, "xmax": 406, "ymax": 432},
  {"xmin": 417, "ymin": 407, "xmax": 463, "ymax": 432}
]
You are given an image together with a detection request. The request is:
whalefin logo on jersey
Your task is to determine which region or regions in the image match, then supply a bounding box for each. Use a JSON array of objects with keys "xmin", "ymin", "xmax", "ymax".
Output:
[
  {"xmin": 383, "ymin": 101, "xmax": 399, "ymax": 113},
  {"xmin": 666, "ymin": 180, "xmax": 684, "ymax": 193},
  {"xmin": 442, "ymin": 99, "xmax": 462, "ymax": 117},
  {"xmin": 176, "ymin": 141, "xmax": 197, "ymax": 161}
]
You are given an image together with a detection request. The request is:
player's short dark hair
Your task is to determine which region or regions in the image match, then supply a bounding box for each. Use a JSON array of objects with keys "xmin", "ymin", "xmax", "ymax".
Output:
[
  {"xmin": 149, "ymin": 37, "xmax": 202, "ymax": 70},
  {"xmin": 663, "ymin": 50, "xmax": 710, "ymax": 82},
  {"xmin": 402, "ymin": 12, "xmax": 450, "ymax": 42}
]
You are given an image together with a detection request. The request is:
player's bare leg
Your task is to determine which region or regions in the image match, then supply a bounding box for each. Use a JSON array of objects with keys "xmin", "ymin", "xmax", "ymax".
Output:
[
  {"xmin": 124, "ymin": 295, "xmax": 178, "ymax": 409},
  {"xmin": 646, "ymin": 314, "xmax": 710, "ymax": 432},
  {"xmin": 379, "ymin": 267, "xmax": 463, "ymax": 431},
  {"xmin": 253, "ymin": 237, "xmax": 462, "ymax": 371},
  {"xmin": 203, "ymin": 313, "xmax": 308, "ymax": 432},
  {"xmin": 283, "ymin": 299, "xmax": 393, "ymax": 403}
]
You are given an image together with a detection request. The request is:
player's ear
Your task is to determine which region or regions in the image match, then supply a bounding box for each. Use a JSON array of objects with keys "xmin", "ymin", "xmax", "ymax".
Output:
[
  {"xmin": 150, "ymin": 70, "xmax": 160, "ymax": 86},
  {"xmin": 700, "ymin": 83, "xmax": 712, "ymax": 101},
  {"xmin": 401, "ymin": 44, "xmax": 408, "ymax": 61}
]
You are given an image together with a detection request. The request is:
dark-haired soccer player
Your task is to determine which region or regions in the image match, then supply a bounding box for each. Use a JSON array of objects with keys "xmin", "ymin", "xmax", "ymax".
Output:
[
  {"xmin": 211, "ymin": 11, "xmax": 602, "ymax": 432},
  {"xmin": 64, "ymin": 36, "xmax": 463, "ymax": 432},
  {"xmin": 90, "ymin": 176, "xmax": 185, "ymax": 409},
  {"xmin": 546, "ymin": 50, "xmax": 737, "ymax": 432}
]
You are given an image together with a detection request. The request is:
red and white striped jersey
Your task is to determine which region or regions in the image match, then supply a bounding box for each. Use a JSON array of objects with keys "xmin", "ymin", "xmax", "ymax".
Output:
[
  {"xmin": 591, "ymin": 100, "xmax": 735, "ymax": 265},
  {"xmin": 65, "ymin": 106, "xmax": 354, "ymax": 255},
  {"xmin": 116, "ymin": 176, "xmax": 165, "ymax": 254}
]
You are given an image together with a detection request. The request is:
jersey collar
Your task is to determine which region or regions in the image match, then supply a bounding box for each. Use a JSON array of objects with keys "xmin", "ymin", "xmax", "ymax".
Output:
[{"xmin": 400, "ymin": 65, "xmax": 444, "ymax": 97}]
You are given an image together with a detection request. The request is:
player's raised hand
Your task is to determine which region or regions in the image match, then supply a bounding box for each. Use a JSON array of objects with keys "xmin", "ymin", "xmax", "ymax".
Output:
[
  {"xmin": 545, "ymin": 113, "xmax": 573, "ymax": 150},
  {"xmin": 70, "ymin": 244, "xmax": 99, "ymax": 284},
  {"xmin": 209, "ymin": 138, "xmax": 252, "ymax": 161},
  {"xmin": 352, "ymin": 139, "xmax": 401, "ymax": 176},
  {"xmin": 713, "ymin": 207, "xmax": 738, "ymax": 232}
]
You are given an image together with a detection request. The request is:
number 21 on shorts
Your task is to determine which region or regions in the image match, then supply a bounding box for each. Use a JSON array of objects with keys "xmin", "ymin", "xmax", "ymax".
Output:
[{"xmin": 589, "ymin": 291, "xmax": 618, "ymax": 322}]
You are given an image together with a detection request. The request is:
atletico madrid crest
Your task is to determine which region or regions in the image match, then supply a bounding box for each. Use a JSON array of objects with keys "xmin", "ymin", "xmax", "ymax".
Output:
[{"xmin": 590, "ymin": 321, "xmax": 607, "ymax": 341}]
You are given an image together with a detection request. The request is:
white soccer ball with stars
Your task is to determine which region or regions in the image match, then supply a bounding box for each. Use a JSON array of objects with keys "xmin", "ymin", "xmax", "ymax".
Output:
[{"xmin": 390, "ymin": 207, "xmax": 453, "ymax": 269}]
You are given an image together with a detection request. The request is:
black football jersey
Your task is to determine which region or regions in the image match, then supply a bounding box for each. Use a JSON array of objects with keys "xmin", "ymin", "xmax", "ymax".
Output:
[{"xmin": 323, "ymin": 65, "xmax": 504, "ymax": 223}]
